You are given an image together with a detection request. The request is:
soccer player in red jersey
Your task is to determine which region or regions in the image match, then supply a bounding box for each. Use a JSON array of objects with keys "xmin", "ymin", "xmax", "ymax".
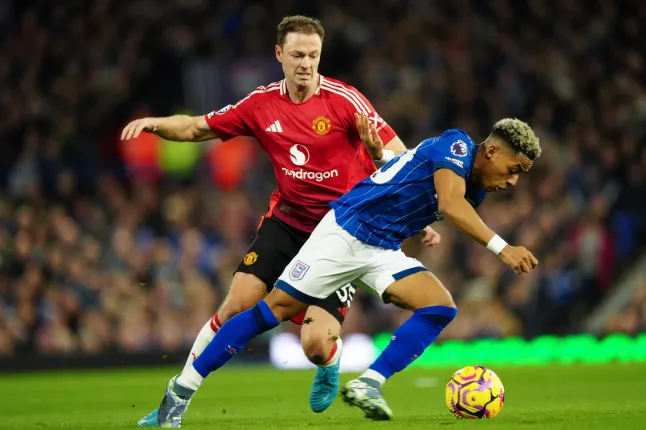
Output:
[{"xmin": 122, "ymin": 16, "xmax": 439, "ymax": 426}]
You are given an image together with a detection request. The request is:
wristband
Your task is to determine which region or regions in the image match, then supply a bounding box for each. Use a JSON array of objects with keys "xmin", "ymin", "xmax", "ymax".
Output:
[
  {"xmin": 375, "ymin": 149, "xmax": 395, "ymax": 166},
  {"xmin": 486, "ymin": 235, "xmax": 507, "ymax": 255}
]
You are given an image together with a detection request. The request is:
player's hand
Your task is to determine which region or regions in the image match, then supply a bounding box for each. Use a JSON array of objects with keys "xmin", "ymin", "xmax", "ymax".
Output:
[
  {"xmin": 121, "ymin": 117, "xmax": 159, "ymax": 140},
  {"xmin": 420, "ymin": 226, "xmax": 441, "ymax": 247},
  {"xmin": 355, "ymin": 113, "xmax": 384, "ymax": 160},
  {"xmin": 498, "ymin": 245, "xmax": 538, "ymax": 275}
]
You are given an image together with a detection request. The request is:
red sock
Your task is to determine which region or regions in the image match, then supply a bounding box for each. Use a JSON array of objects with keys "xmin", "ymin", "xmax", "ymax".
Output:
[
  {"xmin": 209, "ymin": 313, "xmax": 222, "ymax": 333},
  {"xmin": 323, "ymin": 338, "xmax": 342, "ymax": 367},
  {"xmin": 325, "ymin": 341, "xmax": 339, "ymax": 364}
]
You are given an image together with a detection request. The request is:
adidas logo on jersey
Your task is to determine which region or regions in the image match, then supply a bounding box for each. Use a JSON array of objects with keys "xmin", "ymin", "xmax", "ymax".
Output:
[{"xmin": 265, "ymin": 120, "xmax": 283, "ymax": 133}]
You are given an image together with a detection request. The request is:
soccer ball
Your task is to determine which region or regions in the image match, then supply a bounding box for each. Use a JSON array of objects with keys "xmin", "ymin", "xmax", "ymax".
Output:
[{"xmin": 445, "ymin": 365, "xmax": 505, "ymax": 419}]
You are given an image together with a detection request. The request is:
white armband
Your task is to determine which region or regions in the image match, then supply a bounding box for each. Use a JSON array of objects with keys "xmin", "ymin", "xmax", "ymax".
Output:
[
  {"xmin": 375, "ymin": 149, "xmax": 395, "ymax": 166},
  {"xmin": 486, "ymin": 234, "xmax": 508, "ymax": 255}
]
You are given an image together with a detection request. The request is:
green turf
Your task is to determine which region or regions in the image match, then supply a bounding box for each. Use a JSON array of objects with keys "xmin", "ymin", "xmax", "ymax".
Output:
[{"xmin": 1, "ymin": 364, "xmax": 645, "ymax": 429}]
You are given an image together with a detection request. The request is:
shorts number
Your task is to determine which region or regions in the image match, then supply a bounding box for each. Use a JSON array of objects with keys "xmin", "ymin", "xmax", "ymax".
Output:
[
  {"xmin": 370, "ymin": 147, "xmax": 418, "ymax": 184},
  {"xmin": 336, "ymin": 284, "xmax": 356, "ymax": 307}
]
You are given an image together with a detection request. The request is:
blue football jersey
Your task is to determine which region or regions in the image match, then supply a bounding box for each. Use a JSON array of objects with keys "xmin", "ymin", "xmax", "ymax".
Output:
[{"xmin": 330, "ymin": 129, "xmax": 486, "ymax": 250}]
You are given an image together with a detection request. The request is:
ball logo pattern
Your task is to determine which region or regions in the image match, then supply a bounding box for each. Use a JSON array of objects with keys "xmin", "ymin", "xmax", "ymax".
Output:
[{"xmin": 445, "ymin": 365, "xmax": 505, "ymax": 419}]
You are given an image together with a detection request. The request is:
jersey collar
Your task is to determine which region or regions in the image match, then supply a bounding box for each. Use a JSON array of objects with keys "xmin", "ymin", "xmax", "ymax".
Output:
[{"xmin": 280, "ymin": 75, "xmax": 323, "ymax": 97}]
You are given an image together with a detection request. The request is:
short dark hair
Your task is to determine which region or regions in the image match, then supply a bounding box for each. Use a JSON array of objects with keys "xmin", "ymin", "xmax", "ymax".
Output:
[{"xmin": 277, "ymin": 15, "xmax": 325, "ymax": 46}]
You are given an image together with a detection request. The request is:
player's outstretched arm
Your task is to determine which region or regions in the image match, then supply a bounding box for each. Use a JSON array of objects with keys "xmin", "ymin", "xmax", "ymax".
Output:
[
  {"xmin": 121, "ymin": 115, "xmax": 217, "ymax": 142},
  {"xmin": 434, "ymin": 168, "xmax": 538, "ymax": 274}
]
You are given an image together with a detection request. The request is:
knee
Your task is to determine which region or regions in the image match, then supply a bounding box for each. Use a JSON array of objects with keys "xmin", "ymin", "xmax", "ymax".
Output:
[
  {"xmin": 415, "ymin": 302, "xmax": 458, "ymax": 330},
  {"xmin": 387, "ymin": 290, "xmax": 457, "ymax": 312},
  {"xmin": 264, "ymin": 289, "xmax": 309, "ymax": 322},
  {"xmin": 218, "ymin": 272, "xmax": 268, "ymax": 322},
  {"xmin": 413, "ymin": 276, "xmax": 457, "ymax": 311},
  {"xmin": 301, "ymin": 332, "xmax": 335, "ymax": 366},
  {"xmin": 218, "ymin": 300, "xmax": 253, "ymax": 321},
  {"xmin": 413, "ymin": 297, "xmax": 457, "ymax": 315},
  {"xmin": 425, "ymin": 293, "xmax": 456, "ymax": 311}
]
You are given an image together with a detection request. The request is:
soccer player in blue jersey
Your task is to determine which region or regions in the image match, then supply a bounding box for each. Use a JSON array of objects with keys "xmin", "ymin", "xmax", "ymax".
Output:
[{"xmin": 156, "ymin": 117, "xmax": 541, "ymax": 424}]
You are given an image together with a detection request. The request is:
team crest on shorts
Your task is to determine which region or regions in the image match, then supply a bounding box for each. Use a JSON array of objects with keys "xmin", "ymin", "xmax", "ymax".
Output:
[
  {"xmin": 289, "ymin": 260, "xmax": 310, "ymax": 281},
  {"xmin": 243, "ymin": 252, "xmax": 258, "ymax": 265},
  {"xmin": 312, "ymin": 116, "xmax": 331, "ymax": 136}
]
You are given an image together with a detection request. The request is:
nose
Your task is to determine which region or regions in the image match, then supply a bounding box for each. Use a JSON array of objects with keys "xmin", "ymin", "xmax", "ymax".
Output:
[
  {"xmin": 507, "ymin": 174, "xmax": 519, "ymax": 187},
  {"xmin": 300, "ymin": 57, "xmax": 311, "ymax": 69}
]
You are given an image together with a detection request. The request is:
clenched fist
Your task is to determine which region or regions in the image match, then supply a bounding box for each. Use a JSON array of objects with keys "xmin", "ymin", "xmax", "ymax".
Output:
[{"xmin": 499, "ymin": 245, "xmax": 538, "ymax": 275}]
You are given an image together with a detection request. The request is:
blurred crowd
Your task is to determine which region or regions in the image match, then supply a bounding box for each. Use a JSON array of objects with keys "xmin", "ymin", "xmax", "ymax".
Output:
[
  {"xmin": 1, "ymin": 0, "xmax": 646, "ymax": 357},
  {"xmin": 606, "ymin": 279, "xmax": 646, "ymax": 336}
]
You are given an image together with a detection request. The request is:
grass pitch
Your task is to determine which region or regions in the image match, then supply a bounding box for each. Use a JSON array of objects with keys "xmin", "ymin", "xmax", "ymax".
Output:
[{"xmin": 1, "ymin": 364, "xmax": 645, "ymax": 429}]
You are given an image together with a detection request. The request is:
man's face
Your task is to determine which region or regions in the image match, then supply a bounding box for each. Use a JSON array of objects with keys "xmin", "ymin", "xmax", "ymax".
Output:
[
  {"xmin": 276, "ymin": 32, "xmax": 322, "ymax": 89},
  {"xmin": 479, "ymin": 141, "xmax": 533, "ymax": 192}
]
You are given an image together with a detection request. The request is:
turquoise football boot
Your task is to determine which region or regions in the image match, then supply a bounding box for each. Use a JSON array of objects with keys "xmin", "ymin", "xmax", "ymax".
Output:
[{"xmin": 309, "ymin": 362, "xmax": 341, "ymax": 413}]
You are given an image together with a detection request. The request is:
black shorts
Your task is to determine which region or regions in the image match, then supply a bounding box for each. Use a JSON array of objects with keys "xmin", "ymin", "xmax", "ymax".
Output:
[{"xmin": 235, "ymin": 215, "xmax": 353, "ymax": 324}]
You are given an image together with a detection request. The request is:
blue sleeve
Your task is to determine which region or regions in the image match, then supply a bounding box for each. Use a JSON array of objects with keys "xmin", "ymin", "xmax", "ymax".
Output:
[{"xmin": 418, "ymin": 130, "xmax": 473, "ymax": 179}]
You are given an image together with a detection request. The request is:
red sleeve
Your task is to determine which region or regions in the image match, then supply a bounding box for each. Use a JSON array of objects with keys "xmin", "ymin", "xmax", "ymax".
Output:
[
  {"xmin": 353, "ymin": 87, "xmax": 397, "ymax": 144},
  {"xmin": 345, "ymin": 85, "xmax": 397, "ymax": 145},
  {"xmin": 204, "ymin": 98, "xmax": 253, "ymax": 142}
]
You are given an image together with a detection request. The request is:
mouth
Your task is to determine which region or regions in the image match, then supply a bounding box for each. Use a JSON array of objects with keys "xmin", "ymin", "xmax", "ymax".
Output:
[{"xmin": 297, "ymin": 72, "xmax": 310, "ymax": 78}]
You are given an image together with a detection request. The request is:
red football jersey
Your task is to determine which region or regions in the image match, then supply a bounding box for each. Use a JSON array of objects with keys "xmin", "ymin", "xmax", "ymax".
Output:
[{"xmin": 205, "ymin": 75, "xmax": 397, "ymax": 233}]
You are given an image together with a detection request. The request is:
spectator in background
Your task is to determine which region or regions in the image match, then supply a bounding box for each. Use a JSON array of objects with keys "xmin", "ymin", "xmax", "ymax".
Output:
[
  {"xmin": 568, "ymin": 195, "xmax": 615, "ymax": 309},
  {"xmin": 1, "ymin": 0, "xmax": 646, "ymax": 356},
  {"xmin": 607, "ymin": 278, "xmax": 646, "ymax": 336}
]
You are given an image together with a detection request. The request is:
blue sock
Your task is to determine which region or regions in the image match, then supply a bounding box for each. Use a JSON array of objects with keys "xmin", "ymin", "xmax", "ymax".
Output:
[
  {"xmin": 193, "ymin": 301, "xmax": 279, "ymax": 377},
  {"xmin": 366, "ymin": 306, "xmax": 457, "ymax": 383}
]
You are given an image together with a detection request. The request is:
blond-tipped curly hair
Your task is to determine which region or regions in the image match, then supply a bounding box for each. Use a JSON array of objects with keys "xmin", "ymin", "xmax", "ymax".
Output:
[{"xmin": 490, "ymin": 118, "xmax": 541, "ymax": 160}]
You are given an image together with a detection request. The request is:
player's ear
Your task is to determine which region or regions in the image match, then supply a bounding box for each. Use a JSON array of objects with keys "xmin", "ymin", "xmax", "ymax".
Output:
[
  {"xmin": 484, "ymin": 142, "xmax": 499, "ymax": 160},
  {"xmin": 275, "ymin": 45, "xmax": 283, "ymax": 63}
]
